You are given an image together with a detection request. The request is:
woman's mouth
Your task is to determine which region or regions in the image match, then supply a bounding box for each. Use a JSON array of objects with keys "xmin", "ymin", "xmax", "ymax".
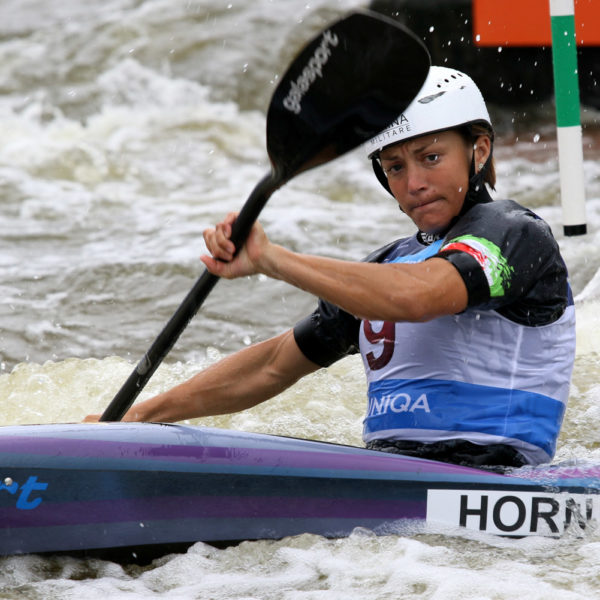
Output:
[{"xmin": 412, "ymin": 197, "xmax": 442, "ymax": 212}]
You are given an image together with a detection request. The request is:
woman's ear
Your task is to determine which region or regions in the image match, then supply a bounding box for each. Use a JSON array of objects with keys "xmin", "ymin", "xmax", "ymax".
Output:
[{"xmin": 474, "ymin": 134, "xmax": 491, "ymax": 167}]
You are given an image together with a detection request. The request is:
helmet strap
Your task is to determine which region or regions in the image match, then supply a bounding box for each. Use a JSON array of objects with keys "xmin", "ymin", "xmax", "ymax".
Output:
[
  {"xmin": 462, "ymin": 144, "xmax": 494, "ymax": 214},
  {"xmin": 371, "ymin": 158, "xmax": 394, "ymax": 196}
]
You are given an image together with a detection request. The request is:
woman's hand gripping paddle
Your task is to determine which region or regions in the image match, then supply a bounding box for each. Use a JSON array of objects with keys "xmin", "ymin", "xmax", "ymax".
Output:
[{"xmin": 100, "ymin": 10, "xmax": 430, "ymax": 421}]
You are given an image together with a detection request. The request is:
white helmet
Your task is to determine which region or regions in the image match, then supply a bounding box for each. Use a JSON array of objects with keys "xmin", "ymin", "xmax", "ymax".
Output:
[{"xmin": 365, "ymin": 66, "xmax": 492, "ymax": 159}]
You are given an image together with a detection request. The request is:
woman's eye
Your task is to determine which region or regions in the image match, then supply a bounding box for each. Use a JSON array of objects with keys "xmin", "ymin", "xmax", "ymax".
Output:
[
  {"xmin": 425, "ymin": 153, "xmax": 440, "ymax": 163},
  {"xmin": 384, "ymin": 164, "xmax": 402, "ymax": 176}
]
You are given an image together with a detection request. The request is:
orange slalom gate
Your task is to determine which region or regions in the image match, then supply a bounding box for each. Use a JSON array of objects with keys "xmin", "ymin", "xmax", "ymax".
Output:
[{"xmin": 473, "ymin": 0, "xmax": 600, "ymax": 46}]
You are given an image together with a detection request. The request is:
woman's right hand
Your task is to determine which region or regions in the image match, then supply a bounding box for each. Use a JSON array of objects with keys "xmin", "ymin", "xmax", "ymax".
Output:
[{"xmin": 200, "ymin": 212, "xmax": 272, "ymax": 279}]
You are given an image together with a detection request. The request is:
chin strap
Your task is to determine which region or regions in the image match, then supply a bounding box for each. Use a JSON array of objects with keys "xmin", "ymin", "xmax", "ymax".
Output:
[{"xmin": 462, "ymin": 143, "xmax": 494, "ymax": 215}]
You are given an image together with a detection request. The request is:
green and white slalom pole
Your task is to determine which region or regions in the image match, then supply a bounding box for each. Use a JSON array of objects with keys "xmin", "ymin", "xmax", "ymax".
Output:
[{"xmin": 550, "ymin": 0, "xmax": 587, "ymax": 236}]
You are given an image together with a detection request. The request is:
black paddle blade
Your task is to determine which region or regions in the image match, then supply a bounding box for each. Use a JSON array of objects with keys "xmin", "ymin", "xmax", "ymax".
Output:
[{"xmin": 267, "ymin": 10, "xmax": 430, "ymax": 182}]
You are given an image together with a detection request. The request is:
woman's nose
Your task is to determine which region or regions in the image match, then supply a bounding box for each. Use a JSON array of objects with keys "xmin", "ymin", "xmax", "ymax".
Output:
[{"xmin": 406, "ymin": 163, "xmax": 427, "ymax": 194}]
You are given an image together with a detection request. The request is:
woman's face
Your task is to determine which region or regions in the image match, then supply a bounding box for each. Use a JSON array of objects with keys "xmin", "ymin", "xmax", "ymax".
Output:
[{"xmin": 379, "ymin": 130, "xmax": 491, "ymax": 234}]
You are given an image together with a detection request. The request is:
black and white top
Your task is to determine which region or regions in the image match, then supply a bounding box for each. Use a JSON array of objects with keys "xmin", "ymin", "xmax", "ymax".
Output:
[{"xmin": 293, "ymin": 190, "xmax": 575, "ymax": 465}]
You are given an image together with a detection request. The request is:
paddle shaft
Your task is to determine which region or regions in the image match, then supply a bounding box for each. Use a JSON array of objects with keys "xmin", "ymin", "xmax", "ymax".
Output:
[{"xmin": 100, "ymin": 172, "xmax": 279, "ymax": 421}]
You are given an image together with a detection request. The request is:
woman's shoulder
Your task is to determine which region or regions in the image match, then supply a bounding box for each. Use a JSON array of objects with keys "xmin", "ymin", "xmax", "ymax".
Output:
[
  {"xmin": 457, "ymin": 197, "xmax": 556, "ymax": 242},
  {"xmin": 470, "ymin": 197, "xmax": 546, "ymax": 223}
]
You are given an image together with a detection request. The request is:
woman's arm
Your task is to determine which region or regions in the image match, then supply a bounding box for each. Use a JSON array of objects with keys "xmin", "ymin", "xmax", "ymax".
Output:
[
  {"xmin": 260, "ymin": 249, "xmax": 468, "ymax": 322},
  {"xmin": 201, "ymin": 213, "xmax": 468, "ymax": 323},
  {"xmin": 85, "ymin": 329, "xmax": 320, "ymax": 423}
]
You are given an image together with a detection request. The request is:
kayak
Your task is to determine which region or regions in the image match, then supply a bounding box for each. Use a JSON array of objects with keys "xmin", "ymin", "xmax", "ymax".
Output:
[{"xmin": 2, "ymin": 422, "xmax": 599, "ymax": 560}]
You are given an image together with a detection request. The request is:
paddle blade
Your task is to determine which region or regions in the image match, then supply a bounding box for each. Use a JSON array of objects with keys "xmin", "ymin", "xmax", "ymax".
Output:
[{"xmin": 266, "ymin": 10, "xmax": 430, "ymax": 182}]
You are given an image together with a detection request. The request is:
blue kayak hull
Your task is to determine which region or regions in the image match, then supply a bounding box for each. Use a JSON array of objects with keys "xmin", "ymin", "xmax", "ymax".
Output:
[{"xmin": 1, "ymin": 423, "xmax": 599, "ymax": 557}]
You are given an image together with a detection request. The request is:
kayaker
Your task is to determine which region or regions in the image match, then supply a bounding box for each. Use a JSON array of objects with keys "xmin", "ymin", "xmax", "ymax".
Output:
[{"xmin": 87, "ymin": 66, "xmax": 575, "ymax": 471}]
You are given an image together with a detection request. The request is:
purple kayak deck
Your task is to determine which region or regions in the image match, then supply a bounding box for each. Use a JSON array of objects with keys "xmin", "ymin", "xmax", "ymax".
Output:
[{"xmin": 1, "ymin": 423, "xmax": 599, "ymax": 558}]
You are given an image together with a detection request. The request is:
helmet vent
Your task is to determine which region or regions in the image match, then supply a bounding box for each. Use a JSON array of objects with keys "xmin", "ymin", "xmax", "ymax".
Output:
[{"xmin": 418, "ymin": 91, "xmax": 446, "ymax": 104}]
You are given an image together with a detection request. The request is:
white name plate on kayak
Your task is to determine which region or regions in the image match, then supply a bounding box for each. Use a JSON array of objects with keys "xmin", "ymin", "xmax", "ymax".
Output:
[{"xmin": 427, "ymin": 489, "xmax": 600, "ymax": 536}]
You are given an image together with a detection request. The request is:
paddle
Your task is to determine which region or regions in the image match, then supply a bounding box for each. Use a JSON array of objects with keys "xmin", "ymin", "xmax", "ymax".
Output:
[{"xmin": 100, "ymin": 9, "xmax": 430, "ymax": 421}]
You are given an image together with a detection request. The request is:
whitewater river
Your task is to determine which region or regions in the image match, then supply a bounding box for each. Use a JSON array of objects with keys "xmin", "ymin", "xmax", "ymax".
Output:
[{"xmin": 2, "ymin": 0, "xmax": 600, "ymax": 598}]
